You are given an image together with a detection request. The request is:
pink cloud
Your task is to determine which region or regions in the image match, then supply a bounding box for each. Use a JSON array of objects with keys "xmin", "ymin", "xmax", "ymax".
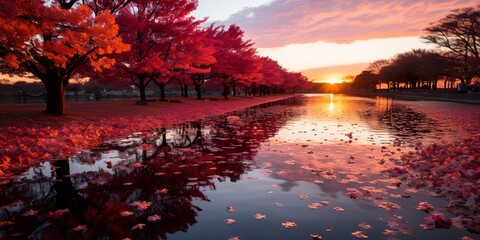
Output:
[{"xmin": 218, "ymin": 0, "xmax": 479, "ymax": 48}]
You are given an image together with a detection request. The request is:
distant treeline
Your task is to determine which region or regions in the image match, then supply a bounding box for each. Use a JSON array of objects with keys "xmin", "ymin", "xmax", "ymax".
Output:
[{"xmin": 351, "ymin": 5, "xmax": 480, "ymax": 91}]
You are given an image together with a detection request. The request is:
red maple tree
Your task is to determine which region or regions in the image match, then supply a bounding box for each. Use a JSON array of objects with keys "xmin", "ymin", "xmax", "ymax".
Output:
[
  {"xmin": 207, "ymin": 25, "xmax": 257, "ymax": 99},
  {"xmin": 0, "ymin": 0, "xmax": 130, "ymax": 115},
  {"xmin": 109, "ymin": 0, "xmax": 202, "ymax": 103}
]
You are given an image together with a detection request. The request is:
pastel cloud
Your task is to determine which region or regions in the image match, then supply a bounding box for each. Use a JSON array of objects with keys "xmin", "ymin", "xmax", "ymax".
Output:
[
  {"xmin": 257, "ymin": 36, "xmax": 435, "ymax": 71},
  {"xmin": 220, "ymin": 0, "xmax": 479, "ymax": 48}
]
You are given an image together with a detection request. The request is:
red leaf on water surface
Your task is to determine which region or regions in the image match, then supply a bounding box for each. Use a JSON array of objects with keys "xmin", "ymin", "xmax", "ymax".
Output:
[
  {"xmin": 129, "ymin": 201, "xmax": 151, "ymax": 211},
  {"xmin": 226, "ymin": 206, "xmax": 236, "ymax": 213},
  {"xmin": 282, "ymin": 221, "xmax": 297, "ymax": 228},
  {"xmin": 131, "ymin": 223, "xmax": 146, "ymax": 230},
  {"xmin": 351, "ymin": 230, "xmax": 368, "ymax": 239},
  {"xmin": 225, "ymin": 218, "xmax": 236, "ymax": 224},
  {"xmin": 310, "ymin": 234, "xmax": 323, "ymax": 239},
  {"xmin": 359, "ymin": 222, "xmax": 372, "ymax": 230}
]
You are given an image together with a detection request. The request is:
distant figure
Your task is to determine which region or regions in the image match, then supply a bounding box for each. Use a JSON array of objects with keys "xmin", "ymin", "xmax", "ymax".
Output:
[{"xmin": 457, "ymin": 79, "xmax": 467, "ymax": 93}]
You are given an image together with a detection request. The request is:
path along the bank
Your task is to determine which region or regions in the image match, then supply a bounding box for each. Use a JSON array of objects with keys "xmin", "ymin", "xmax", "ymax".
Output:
[{"xmin": 0, "ymin": 95, "xmax": 294, "ymax": 173}]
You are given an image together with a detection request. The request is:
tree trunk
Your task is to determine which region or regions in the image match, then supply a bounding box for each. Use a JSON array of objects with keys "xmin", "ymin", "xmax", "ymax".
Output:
[
  {"xmin": 138, "ymin": 78, "xmax": 147, "ymax": 102},
  {"xmin": 223, "ymin": 82, "xmax": 229, "ymax": 99},
  {"xmin": 160, "ymin": 83, "xmax": 166, "ymax": 102},
  {"xmin": 184, "ymin": 84, "xmax": 189, "ymax": 98},
  {"xmin": 195, "ymin": 85, "xmax": 201, "ymax": 100},
  {"xmin": 232, "ymin": 82, "xmax": 237, "ymax": 96},
  {"xmin": 45, "ymin": 80, "xmax": 66, "ymax": 115},
  {"xmin": 180, "ymin": 83, "xmax": 184, "ymax": 97}
]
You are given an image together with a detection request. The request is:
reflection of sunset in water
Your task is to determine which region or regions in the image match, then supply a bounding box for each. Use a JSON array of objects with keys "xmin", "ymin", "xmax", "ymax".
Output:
[
  {"xmin": 276, "ymin": 94, "xmax": 398, "ymax": 146},
  {"xmin": 1, "ymin": 96, "xmax": 478, "ymax": 240}
]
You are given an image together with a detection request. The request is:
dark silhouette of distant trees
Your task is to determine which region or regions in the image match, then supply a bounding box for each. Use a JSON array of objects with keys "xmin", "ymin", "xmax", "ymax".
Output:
[
  {"xmin": 378, "ymin": 49, "xmax": 448, "ymax": 90},
  {"xmin": 352, "ymin": 5, "xmax": 480, "ymax": 91},
  {"xmin": 352, "ymin": 50, "xmax": 449, "ymax": 91},
  {"xmin": 351, "ymin": 71, "xmax": 377, "ymax": 90}
]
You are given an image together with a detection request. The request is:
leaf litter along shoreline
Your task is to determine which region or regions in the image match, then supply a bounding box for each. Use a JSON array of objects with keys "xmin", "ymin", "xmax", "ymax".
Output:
[
  {"xmin": 0, "ymin": 95, "xmax": 294, "ymax": 174},
  {"xmin": 379, "ymin": 100, "xmax": 480, "ymax": 233}
]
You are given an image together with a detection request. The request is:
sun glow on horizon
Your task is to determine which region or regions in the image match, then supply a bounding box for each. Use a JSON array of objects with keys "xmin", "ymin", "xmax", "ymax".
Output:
[{"xmin": 325, "ymin": 78, "xmax": 344, "ymax": 84}]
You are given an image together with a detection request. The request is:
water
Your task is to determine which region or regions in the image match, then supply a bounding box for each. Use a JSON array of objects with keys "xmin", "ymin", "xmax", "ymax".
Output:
[{"xmin": 0, "ymin": 94, "xmax": 478, "ymax": 239}]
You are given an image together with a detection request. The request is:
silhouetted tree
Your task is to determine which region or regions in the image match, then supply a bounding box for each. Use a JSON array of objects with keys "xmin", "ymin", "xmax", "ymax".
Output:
[{"xmin": 423, "ymin": 5, "xmax": 480, "ymax": 84}]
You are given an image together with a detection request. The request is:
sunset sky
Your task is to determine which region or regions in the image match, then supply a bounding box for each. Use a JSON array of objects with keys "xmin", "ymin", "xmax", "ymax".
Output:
[{"xmin": 192, "ymin": 0, "xmax": 478, "ymax": 83}]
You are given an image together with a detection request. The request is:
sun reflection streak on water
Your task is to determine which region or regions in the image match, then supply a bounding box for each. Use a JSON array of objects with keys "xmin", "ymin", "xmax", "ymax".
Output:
[{"xmin": 329, "ymin": 93, "xmax": 334, "ymax": 112}]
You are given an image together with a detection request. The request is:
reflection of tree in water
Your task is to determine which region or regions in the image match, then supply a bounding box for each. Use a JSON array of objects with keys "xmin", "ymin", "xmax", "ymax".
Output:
[
  {"xmin": 0, "ymin": 97, "xmax": 302, "ymax": 239},
  {"xmin": 378, "ymin": 104, "xmax": 438, "ymax": 138},
  {"xmin": 357, "ymin": 97, "xmax": 441, "ymax": 141}
]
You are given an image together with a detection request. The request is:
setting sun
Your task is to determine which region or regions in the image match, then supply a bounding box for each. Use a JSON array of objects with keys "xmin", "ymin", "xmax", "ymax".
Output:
[{"xmin": 326, "ymin": 78, "xmax": 344, "ymax": 84}]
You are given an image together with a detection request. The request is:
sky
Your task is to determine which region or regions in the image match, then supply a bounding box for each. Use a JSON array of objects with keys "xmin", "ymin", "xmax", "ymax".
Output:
[{"xmin": 192, "ymin": 0, "xmax": 479, "ymax": 82}]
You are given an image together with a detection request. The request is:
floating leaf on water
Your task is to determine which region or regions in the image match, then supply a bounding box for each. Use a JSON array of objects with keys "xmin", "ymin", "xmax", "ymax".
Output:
[
  {"xmin": 359, "ymin": 222, "xmax": 372, "ymax": 230},
  {"xmin": 72, "ymin": 225, "xmax": 87, "ymax": 231},
  {"xmin": 147, "ymin": 214, "xmax": 161, "ymax": 222},
  {"xmin": 254, "ymin": 213, "xmax": 266, "ymax": 220},
  {"xmin": 282, "ymin": 221, "xmax": 297, "ymax": 228},
  {"xmin": 226, "ymin": 206, "xmax": 236, "ymax": 213},
  {"xmin": 405, "ymin": 189, "xmax": 417, "ymax": 194},
  {"xmin": 228, "ymin": 236, "xmax": 241, "ymax": 240},
  {"xmin": 275, "ymin": 202, "xmax": 283, "ymax": 207},
  {"xmin": 310, "ymin": 234, "xmax": 323, "ymax": 239},
  {"xmin": 416, "ymin": 201, "xmax": 434, "ymax": 213},
  {"xmin": 334, "ymin": 207, "xmax": 345, "ymax": 212},
  {"xmin": 298, "ymin": 194, "xmax": 309, "ymax": 200},
  {"xmin": 131, "ymin": 223, "xmax": 146, "ymax": 230},
  {"xmin": 374, "ymin": 201, "xmax": 401, "ymax": 211},
  {"xmin": 351, "ymin": 230, "xmax": 368, "ymax": 239},
  {"xmin": 156, "ymin": 188, "xmax": 168, "ymax": 194},
  {"xmin": 382, "ymin": 229, "xmax": 396, "ymax": 236},
  {"xmin": 130, "ymin": 201, "xmax": 151, "ymax": 211},
  {"xmin": 308, "ymin": 203, "xmax": 322, "ymax": 209},
  {"xmin": 120, "ymin": 211, "xmax": 134, "ymax": 217},
  {"xmin": 320, "ymin": 201, "xmax": 330, "ymax": 206},
  {"xmin": 225, "ymin": 218, "xmax": 236, "ymax": 224}
]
